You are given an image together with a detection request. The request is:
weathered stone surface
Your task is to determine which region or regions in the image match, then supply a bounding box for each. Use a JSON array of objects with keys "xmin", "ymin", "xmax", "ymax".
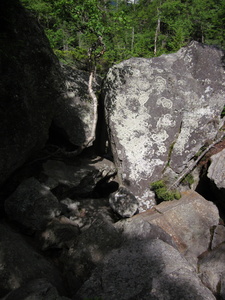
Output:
[
  {"xmin": 109, "ymin": 186, "xmax": 138, "ymax": 217},
  {"xmin": 60, "ymin": 197, "xmax": 115, "ymax": 230},
  {"xmin": 211, "ymin": 224, "xmax": 225, "ymax": 249},
  {"xmin": 0, "ymin": 223, "xmax": 64, "ymax": 298},
  {"xmin": 114, "ymin": 217, "xmax": 177, "ymax": 248},
  {"xmin": 199, "ymin": 243, "xmax": 225, "ymax": 299},
  {"xmin": 0, "ymin": 0, "xmax": 64, "ymax": 185},
  {"xmin": 53, "ymin": 65, "xmax": 101, "ymax": 147},
  {"xmin": 60, "ymin": 217, "xmax": 121, "ymax": 295},
  {"xmin": 75, "ymin": 239, "xmax": 216, "ymax": 300},
  {"xmin": 103, "ymin": 41, "xmax": 225, "ymax": 208},
  {"xmin": 4, "ymin": 177, "xmax": 62, "ymax": 231},
  {"xmin": 38, "ymin": 217, "xmax": 80, "ymax": 251},
  {"xmin": 131, "ymin": 190, "xmax": 219, "ymax": 266},
  {"xmin": 2, "ymin": 279, "xmax": 70, "ymax": 300},
  {"xmin": 208, "ymin": 148, "xmax": 225, "ymax": 189},
  {"xmin": 40, "ymin": 157, "xmax": 117, "ymax": 199}
]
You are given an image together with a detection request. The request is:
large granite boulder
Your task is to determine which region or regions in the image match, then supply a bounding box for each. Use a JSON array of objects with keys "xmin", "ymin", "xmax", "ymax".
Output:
[
  {"xmin": 53, "ymin": 65, "xmax": 101, "ymax": 148},
  {"xmin": 0, "ymin": 0, "xmax": 99, "ymax": 187},
  {"xmin": 103, "ymin": 41, "xmax": 225, "ymax": 209},
  {"xmin": 75, "ymin": 239, "xmax": 216, "ymax": 300},
  {"xmin": 0, "ymin": 0, "xmax": 64, "ymax": 185},
  {"xmin": 125, "ymin": 190, "xmax": 220, "ymax": 267}
]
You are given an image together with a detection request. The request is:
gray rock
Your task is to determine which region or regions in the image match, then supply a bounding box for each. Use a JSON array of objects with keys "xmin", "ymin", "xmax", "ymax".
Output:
[
  {"xmin": 114, "ymin": 217, "xmax": 177, "ymax": 248},
  {"xmin": 103, "ymin": 41, "xmax": 225, "ymax": 209},
  {"xmin": 53, "ymin": 65, "xmax": 101, "ymax": 148},
  {"xmin": 38, "ymin": 217, "xmax": 80, "ymax": 250},
  {"xmin": 4, "ymin": 178, "xmax": 61, "ymax": 231},
  {"xmin": 40, "ymin": 157, "xmax": 117, "ymax": 199},
  {"xmin": 0, "ymin": 223, "xmax": 65, "ymax": 298},
  {"xmin": 109, "ymin": 186, "xmax": 138, "ymax": 218},
  {"xmin": 199, "ymin": 243, "xmax": 225, "ymax": 298},
  {"xmin": 127, "ymin": 190, "xmax": 219, "ymax": 267},
  {"xmin": 0, "ymin": 0, "xmax": 64, "ymax": 185},
  {"xmin": 2, "ymin": 279, "xmax": 70, "ymax": 300},
  {"xmin": 75, "ymin": 239, "xmax": 216, "ymax": 300},
  {"xmin": 208, "ymin": 148, "xmax": 225, "ymax": 189},
  {"xmin": 60, "ymin": 217, "xmax": 121, "ymax": 295},
  {"xmin": 60, "ymin": 197, "xmax": 115, "ymax": 231},
  {"xmin": 211, "ymin": 224, "xmax": 225, "ymax": 249}
]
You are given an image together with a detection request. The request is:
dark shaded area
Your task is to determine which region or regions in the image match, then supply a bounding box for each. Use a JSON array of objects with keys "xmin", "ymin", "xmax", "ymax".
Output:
[
  {"xmin": 47, "ymin": 122, "xmax": 81, "ymax": 152},
  {"xmin": 196, "ymin": 165, "xmax": 225, "ymax": 221}
]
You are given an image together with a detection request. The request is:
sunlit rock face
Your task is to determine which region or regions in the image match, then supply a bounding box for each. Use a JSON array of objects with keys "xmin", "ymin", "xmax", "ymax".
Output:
[{"xmin": 103, "ymin": 41, "xmax": 225, "ymax": 210}]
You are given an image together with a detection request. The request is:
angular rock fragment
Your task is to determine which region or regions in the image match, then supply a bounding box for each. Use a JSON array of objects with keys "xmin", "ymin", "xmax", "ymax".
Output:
[{"xmin": 109, "ymin": 186, "xmax": 138, "ymax": 218}]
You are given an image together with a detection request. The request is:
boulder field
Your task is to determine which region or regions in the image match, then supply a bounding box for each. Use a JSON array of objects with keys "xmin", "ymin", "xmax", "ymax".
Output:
[{"xmin": 1, "ymin": 1, "xmax": 225, "ymax": 299}]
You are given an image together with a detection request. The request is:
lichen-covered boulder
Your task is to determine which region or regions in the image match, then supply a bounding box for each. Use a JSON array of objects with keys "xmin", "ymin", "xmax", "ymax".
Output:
[{"xmin": 103, "ymin": 41, "xmax": 225, "ymax": 209}]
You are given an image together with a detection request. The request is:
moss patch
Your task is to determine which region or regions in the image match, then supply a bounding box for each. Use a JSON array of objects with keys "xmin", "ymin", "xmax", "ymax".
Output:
[{"xmin": 150, "ymin": 180, "xmax": 181, "ymax": 202}]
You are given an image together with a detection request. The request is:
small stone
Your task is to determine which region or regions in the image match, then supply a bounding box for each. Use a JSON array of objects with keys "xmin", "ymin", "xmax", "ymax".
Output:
[{"xmin": 109, "ymin": 186, "xmax": 138, "ymax": 218}]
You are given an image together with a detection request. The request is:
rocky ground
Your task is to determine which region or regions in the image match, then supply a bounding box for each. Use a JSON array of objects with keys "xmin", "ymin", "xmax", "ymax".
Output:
[{"xmin": 1, "ymin": 1, "xmax": 225, "ymax": 299}]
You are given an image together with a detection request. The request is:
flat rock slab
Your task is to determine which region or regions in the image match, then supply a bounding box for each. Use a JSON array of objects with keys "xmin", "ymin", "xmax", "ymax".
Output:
[
  {"xmin": 103, "ymin": 41, "xmax": 225, "ymax": 208},
  {"xmin": 130, "ymin": 190, "xmax": 219, "ymax": 266}
]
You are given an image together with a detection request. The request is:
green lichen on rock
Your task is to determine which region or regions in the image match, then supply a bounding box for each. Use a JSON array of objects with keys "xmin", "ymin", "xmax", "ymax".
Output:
[{"xmin": 150, "ymin": 180, "xmax": 181, "ymax": 202}]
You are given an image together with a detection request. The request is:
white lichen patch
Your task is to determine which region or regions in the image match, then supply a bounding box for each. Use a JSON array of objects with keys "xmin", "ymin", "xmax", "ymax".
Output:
[
  {"xmin": 136, "ymin": 79, "xmax": 151, "ymax": 91},
  {"xmin": 156, "ymin": 97, "xmax": 173, "ymax": 109},
  {"xmin": 110, "ymin": 92, "xmax": 168, "ymax": 182},
  {"xmin": 152, "ymin": 130, "xmax": 169, "ymax": 143},
  {"xmin": 157, "ymin": 114, "xmax": 176, "ymax": 129},
  {"xmin": 173, "ymin": 107, "xmax": 214, "ymax": 155},
  {"xmin": 139, "ymin": 92, "xmax": 149, "ymax": 106},
  {"xmin": 155, "ymin": 76, "xmax": 167, "ymax": 93}
]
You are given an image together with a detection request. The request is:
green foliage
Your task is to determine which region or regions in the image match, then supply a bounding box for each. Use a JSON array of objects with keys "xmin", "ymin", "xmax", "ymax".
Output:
[
  {"xmin": 181, "ymin": 173, "xmax": 194, "ymax": 186},
  {"xmin": 150, "ymin": 180, "xmax": 181, "ymax": 202},
  {"xmin": 21, "ymin": 0, "xmax": 225, "ymax": 74}
]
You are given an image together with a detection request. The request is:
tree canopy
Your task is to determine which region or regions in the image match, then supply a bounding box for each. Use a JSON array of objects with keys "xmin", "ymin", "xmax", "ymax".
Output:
[{"xmin": 21, "ymin": 0, "xmax": 225, "ymax": 75}]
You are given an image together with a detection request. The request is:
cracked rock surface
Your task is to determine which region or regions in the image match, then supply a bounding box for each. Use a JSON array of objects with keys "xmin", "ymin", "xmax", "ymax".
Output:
[{"xmin": 103, "ymin": 41, "xmax": 225, "ymax": 210}]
